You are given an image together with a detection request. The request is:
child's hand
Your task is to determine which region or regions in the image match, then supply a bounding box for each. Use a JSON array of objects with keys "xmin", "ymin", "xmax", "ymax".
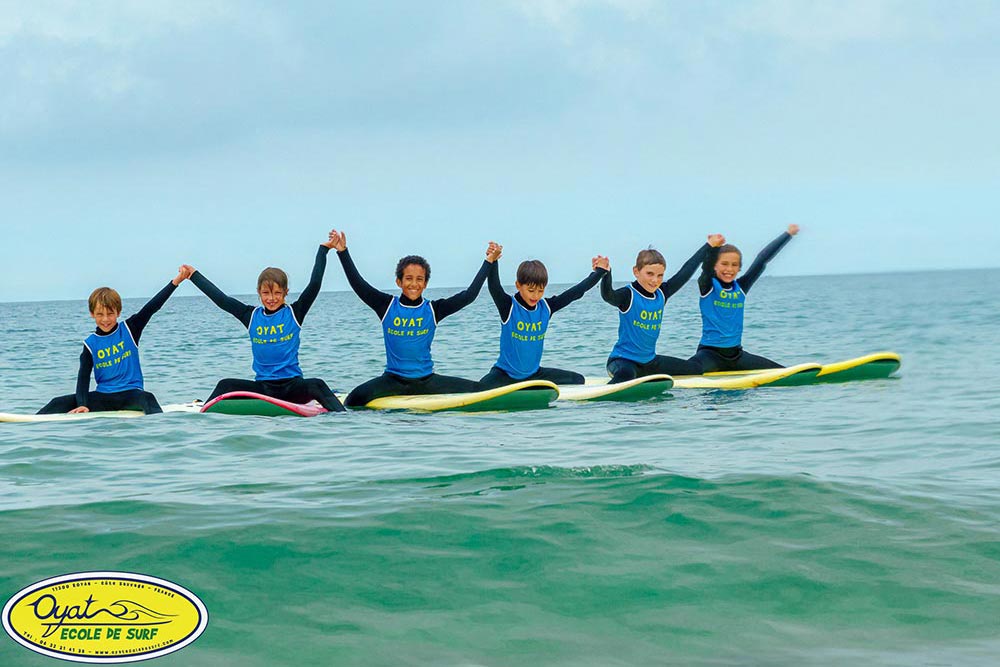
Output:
[
  {"xmin": 173, "ymin": 265, "xmax": 195, "ymax": 285},
  {"xmin": 707, "ymin": 233, "xmax": 726, "ymax": 248},
  {"xmin": 787, "ymin": 224, "xmax": 800, "ymax": 236},
  {"xmin": 321, "ymin": 229, "xmax": 340, "ymax": 250},
  {"xmin": 328, "ymin": 230, "xmax": 347, "ymax": 252},
  {"xmin": 69, "ymin": 406, "xmax": 90, "ymax": 414},
  {"xmin": 593, "ymin": 255, "xmax": 610, "ymax": 271},
  {"xmin": 486, "ymin": 241, "xmax": 503, "ymax": 263}
]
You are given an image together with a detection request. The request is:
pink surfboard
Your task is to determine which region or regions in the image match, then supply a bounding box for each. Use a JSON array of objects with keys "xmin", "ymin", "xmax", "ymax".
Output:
[{"xmin": 200, "ymin": 391, "xmax": 329, "ymax": 417}]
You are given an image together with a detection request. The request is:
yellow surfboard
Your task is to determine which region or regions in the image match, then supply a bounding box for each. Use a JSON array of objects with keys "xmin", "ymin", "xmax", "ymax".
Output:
[
  {"xmin": 558, "ymin": 374, "xmax": 673, "ymax": 401},
  {"xmin": 0, "ymin": 402, "xmax": 203, "ymax": 423},
  {"xmin": 361, "ymin": 379, "xmax": 559, "ymax": 412},
  {"xmin": 672, "ymin": 363, "xmax": 824, "ymax": 389},
  {"xmin": 671, "ymin": 352, "xmax": 901, "ymax": 389}
]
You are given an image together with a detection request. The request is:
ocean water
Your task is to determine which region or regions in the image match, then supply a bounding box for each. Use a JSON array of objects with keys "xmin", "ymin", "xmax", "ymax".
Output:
[{"xmin": 2, "ymin": 269, "xmax": 999, "ymax": 666}]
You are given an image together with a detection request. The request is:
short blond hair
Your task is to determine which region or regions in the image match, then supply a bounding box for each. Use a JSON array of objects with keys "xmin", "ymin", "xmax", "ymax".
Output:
[
  {"xmin": 88, "ymin": 287, "xmax": 122, "ymax": 314},
  {"xmin": 257, "ymin": 267, "xmax": 289, "ymax": 292},
  {"xmin": 634, "ymin": 247, "xmax": 666, "ymax": 270}
]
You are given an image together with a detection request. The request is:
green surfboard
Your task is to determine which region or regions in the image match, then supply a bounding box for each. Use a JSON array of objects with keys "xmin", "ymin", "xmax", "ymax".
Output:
[
  {"xmin": 561, "ymin": 374, "xmax": 673, "ymax": 402},
  {"xmin": 694, "ymin": 352, "xmax": 902, "ymax": 387},
  {"xmin": 362, "ymin": 380, "xmax": 558, "ymax": 412}
]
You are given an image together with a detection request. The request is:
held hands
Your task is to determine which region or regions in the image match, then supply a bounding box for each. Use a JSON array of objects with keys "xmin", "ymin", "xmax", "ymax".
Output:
[
  {"xmin": 321, "ymin": 229, "xmax": 342, "ymax": 250},
  {"xmin": 787, "ymin": 224, "xmax": 800, "ymax": 236},
  {"xmin": 69, "ymin": 406, "xmax": 90, "ymax": 414},
  {"xmin": 328, "ymin": 230, "xmax": 347, "ymax": 252},
  {"xmin": 707, "ymin": 233, "xmax": 726, "ymax": 248},
  {"xmin": 592, "ymin": 255, "xmax": 610, "ymax": 271},
  {"xmin": 172, "ymin": 264, "xmax": 196, "ymax": 285},
  {"xmin": 486, "ymin": 241, "xmax": 503, "ymax": 263}
]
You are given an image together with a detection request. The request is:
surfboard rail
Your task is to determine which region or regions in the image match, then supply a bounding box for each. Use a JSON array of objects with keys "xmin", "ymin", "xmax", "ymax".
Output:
[
  {"xmin": 559, "ymin": 374, "xmax": 673, "ymax": 401},
  {"xmin": 671, "ymin": 352, "xmax": 901, "ymax": 389},
  {"xmin": 200, "ymin": 392, "xmax": 328, "ymax": 417},
  {"xmin": 363, "ymin": 380, "xmax": 558, "ymax": 412}
]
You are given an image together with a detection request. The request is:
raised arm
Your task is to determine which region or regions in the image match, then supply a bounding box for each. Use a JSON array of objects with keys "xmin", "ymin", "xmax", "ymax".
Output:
[
  {"xmin": 740, "ymin": 225, "xmax": 798, "ymax": 293},
  {"xmin": 662, "ymin": 241, "xmax": 717, "ymax": 299},
  {"xmin": 547, "ymin": 256, "xmax": 607, "ymax": 314},
  {"xmin": 699, "ymin": 247, "xmax": 721, "ymax": 296},
  {"xmin": 190, "ymin": 268, "xmax": 255, "ymax": 328},
  {"xmin": 125, "ymin": 266, "xmax": 193, "ymax": 342},
  {"xmin": 330, "ymin": 232, "xmax": 393, "ymax": 318},
  {"xmin": 487, "ymin": 251, "xmax": 513, "ymax": 320},
  {"xmin": 433, "ymin": 259, "xmax": 491, "ymax": 321},
  {"xmin": 600, "ymin": 266, "xmax": 631, "ymax": 313},
  {"xmin": 291, "ymin": 234, "xmax": 335, "ymax": 322}
]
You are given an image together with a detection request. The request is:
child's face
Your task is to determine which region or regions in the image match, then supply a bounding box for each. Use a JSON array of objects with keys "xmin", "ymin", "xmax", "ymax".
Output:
[
  {"xmin": 714, "ymin": 252, "xmax": 742, "ymax": 283},
  {"xmin": 515, "ymin": 282, "xmax": 546, "ymax": 308},
  {"xmin": 90, "ymin": 306, "xmax": 120, "ymax": 333},
  {"xmin": 396, "ymin": 264, "xmax": 428, "ymax": 301},
  {"xmin": 258, "ymin": 282, "xmax": 288, "ymax": 310},
  {"xmin": 632, "ymin": 263, "xmax": 665, "ymax": 294}
]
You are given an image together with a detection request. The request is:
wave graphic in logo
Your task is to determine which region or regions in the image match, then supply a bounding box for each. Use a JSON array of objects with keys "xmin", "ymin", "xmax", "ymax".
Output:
[{"xmin": 4, "ymin": 572, "xmax": 208, "ymax": 663}]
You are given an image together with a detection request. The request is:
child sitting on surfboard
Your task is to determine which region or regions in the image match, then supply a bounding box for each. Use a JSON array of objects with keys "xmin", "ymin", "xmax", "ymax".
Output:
[
  {"xmin": 37, "ymin": 266, "xmax": 194, "ymax": 415},
  {"xmin": 479, "ymin": 243, "xmax": 609, "ymax": 388},
  {"xmin": 186, "ymin": 231, "xmax": 346, "ymax": 412},
  {"xmin": 329, "ymin": 230, "xmax": 493, "ymax": 407},
  {"xmin": 688, "ymin": 225, "xmax": 800, "ymax": 373},
  {"xmin": 602, "ymin": 235, "xmax": 726, "ymax": 383}
]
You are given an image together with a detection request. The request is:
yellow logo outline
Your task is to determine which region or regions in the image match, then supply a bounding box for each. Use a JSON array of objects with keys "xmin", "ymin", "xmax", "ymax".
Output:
[{"xmin": 3, "ymin": 571, "xmax": 208, "ymax": 664}]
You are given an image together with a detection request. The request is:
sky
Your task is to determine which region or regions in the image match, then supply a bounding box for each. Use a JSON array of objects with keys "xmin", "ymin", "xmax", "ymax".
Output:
[{"xmin": 2, "ymin": 0, "xmax": 998, "ymax": 302}]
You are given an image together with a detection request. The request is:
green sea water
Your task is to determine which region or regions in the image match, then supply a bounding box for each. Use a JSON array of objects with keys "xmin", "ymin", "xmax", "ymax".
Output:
[{"xmin": 2, "ymin": 270, "xmax": 999, "ymax": 665}]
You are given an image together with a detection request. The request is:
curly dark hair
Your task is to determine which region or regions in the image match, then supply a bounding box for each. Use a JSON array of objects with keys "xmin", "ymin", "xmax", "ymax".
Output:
[{"xmin": 395, "ymin": 255, "xmax": 431, "ymax": 282}]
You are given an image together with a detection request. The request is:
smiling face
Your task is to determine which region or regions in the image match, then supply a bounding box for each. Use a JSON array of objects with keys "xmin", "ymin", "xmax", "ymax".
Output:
[
  {"xmin": 632, "ymin": 263, "xmax": 665, "ymax": 293},
  {"xmin": 515, "ymin": 282, "xmax": 546, "ymax": 308},
  {"xmin": 714, "ymin": 252, "xmax": 742, "ymax": 283},
  {"xmin": 396, "ymin": 264, "xmax": 428, "ymax": 301},
  {"xmin": 258, "ymin": 281, "xmax": 288, "ymax": 311},
  {"xmin": 90, "ymin": 306, "xmax": 120, "ymax": 333}
]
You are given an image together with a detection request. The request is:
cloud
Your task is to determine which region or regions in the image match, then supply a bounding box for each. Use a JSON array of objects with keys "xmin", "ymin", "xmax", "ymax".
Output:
[
  {"xmin": 0, "ymin": 1, "xmax": 236, "ymax": 47},
  {"xmin": 726, "ymin": 0, "xmax": 905, "ymax": 48},
  {"xmin": 0, "ymin": 3, "xmax": 593, "ymax": 160},
  {"xmin": 509, "ymin": 0, "xmax": 653, "ymax": 36}
]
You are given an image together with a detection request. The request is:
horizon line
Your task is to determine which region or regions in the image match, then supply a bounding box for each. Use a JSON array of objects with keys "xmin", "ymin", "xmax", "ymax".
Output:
[{"xmin": 2, "ymin": 265, "xmax": 994, "ymax": 306}]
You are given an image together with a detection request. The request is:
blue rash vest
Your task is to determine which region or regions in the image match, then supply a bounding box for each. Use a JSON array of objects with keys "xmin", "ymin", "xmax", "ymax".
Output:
[
  {"xmin": 699, "ymin": 277, "xmax": 745, "ymax": 347},
  {"xmin": 84, "ymin": 323, "xmax": 143, "ymax": 393},
  {"xmin": 609, "ymin": 285, "xmax": 665, "ymax": 364},
  {"xmin": 496, "ymin": 298, "xmax": 551, "ymax": 380},
  {"xmin": 382, "ymin": 297, "xmax": 437, "ymax": 378},
  {"xmin": 249, "ymin": 305, "xmax": 303, "ymax": 380}
]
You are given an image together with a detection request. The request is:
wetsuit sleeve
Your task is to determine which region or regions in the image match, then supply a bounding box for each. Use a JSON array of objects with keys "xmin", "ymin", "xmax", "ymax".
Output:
[
  {"xmin": 75, "ymin": 347, "xmax": 93, "ymax": 408},
  {"xmin": 740, "ymin": 232, "xmax": 793, "ymax": 294},
  {"xmin": 487, "ymin": 261, "xmax": 513, "ymax": 320},
  {"xmin": 600, "ymin": 270, "xmax": 631, "ymax": 313},
  {"xmin": 291, "ymin": 245, "xmax": 331, "ymax": 323},
  {"xmin": 336, "ymin": 248, "xmax": 393, "ymax": 318},
  {"xmin": 432, "ymin": 260, "xmax": 490, "ymax": 321},
  {"xmin": 661, "ymin": 243, "xmax": 710, "ymax": 299},
  {"xmin": 699, "ymin": 246, "xmax": 721, "ymax": 296},
  {"xmin": 124, "ymin": 281, "xmax": 177, "ymax": 343},
  {"xmin": 547, "ymin": 268, "xmax": 605, "ymax": 315},
  {"xmin": 190, "ymin": 271, "xmax": 255, "ymax": 328}
]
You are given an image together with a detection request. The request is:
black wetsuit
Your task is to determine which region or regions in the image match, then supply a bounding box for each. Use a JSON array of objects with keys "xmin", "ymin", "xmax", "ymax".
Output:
[
  {"xmin": 191, "ymin": 246, "xmax": 345, "ymax": 412},
  {"xmin": 479, "ymin": 263, "xmax": 605, "ymax": 389},
  {"xmin": 688, "ymin": 232, "xmax": 793, "ymax": 373},
  {"xmin": 602, "ymin": 244, "xmax": 710, "ymax": 382},
  {"xmin": 337, "ymin": 248, "xmax": 489, "ymax": 407},
  {"xmin": 37, "ymin": 282, "xmax": 178, "ymax": 415}
]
